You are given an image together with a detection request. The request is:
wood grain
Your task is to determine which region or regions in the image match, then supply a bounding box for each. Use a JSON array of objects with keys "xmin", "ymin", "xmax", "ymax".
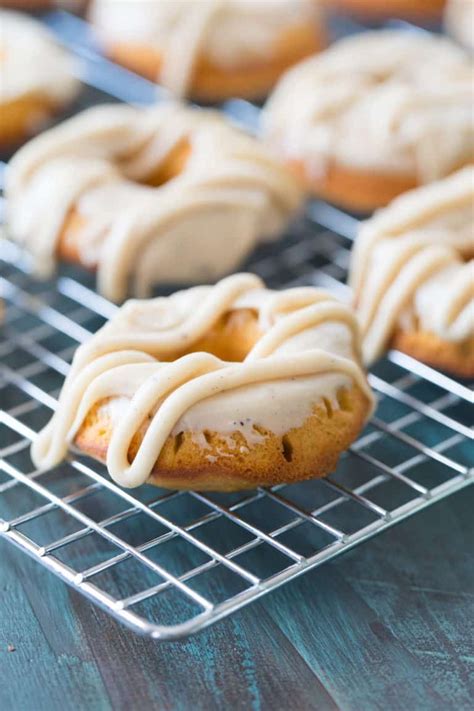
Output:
[{"xmin": 1, "ymin": 488, "xmax": 473, "ymax": 711}]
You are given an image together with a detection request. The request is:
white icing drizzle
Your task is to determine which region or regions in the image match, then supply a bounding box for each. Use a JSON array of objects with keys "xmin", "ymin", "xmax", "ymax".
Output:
[
  {"xmin": 263, "ymin": 30, "xmax": 474, "ymax": 181},
  {"xmin": 349, "ymin": 167, "xmax": 474, "ymax": 365},
  {"xmin": 445, "ymin": 0, "xmax": 474, "ymax": 51},
  {"xmin": 31, "ymin": 273, "xmax": 374, "ymax": 488},
  {"xmin": 91, "ymin": 0, "xmax": 321, "ymax": 97},
  {"xmin": 0, "ymin": 10, "xmax": 79, "ymax": 105},
  {"xmin": 6, "ymin": 102, "xmax": 302, "ymax": 301}
]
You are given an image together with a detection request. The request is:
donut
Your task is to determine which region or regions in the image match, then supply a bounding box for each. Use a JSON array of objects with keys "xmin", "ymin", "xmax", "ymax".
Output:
[
  {"xmin": 6, "ymin": 102, "xmax": 302, "ymax": 302},
  {"xmin": 349, "ymin": 167, "xmax": 474, "ymax": 378},
  {"xmin": 90, "ymin": 0, "xmax": 326, "ymax": 101},
  {"xmin": 263, "ymin": 30, "xmax": 473, "ymax": 212},
  {"xmin": 31, "ymin": 273, "xmax": 374, "ymax": 491},
  {"xmin": 445, "ymin": 0, "xmax": 474, "ymax": 52},
  {"xmin": 0, "ymin": 0, "xmax": 84, "ymax": 10},
  {"xmin": 0, "ymin": 11, "xmax": 80, "ymax": 151},
  {"xmin": 327, "ymin": 0, "xmax": 446, "ymax": 22}
]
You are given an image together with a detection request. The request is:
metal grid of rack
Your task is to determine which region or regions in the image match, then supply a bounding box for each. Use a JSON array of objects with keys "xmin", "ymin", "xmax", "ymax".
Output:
[{"xmin": 0, "ymin": 11, "xmax": 472, "ymax": 641}]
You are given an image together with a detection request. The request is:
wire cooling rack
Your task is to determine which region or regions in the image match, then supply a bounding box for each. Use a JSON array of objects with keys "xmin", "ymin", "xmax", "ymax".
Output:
[{"xmin": 0, "ymin": 11, "xmax": 472, "ymax": 641}]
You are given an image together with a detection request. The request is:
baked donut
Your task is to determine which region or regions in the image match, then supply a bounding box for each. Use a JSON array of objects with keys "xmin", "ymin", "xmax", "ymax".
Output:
[
  {"xmin": 327, "ymin": 0, "xmax": 446, "ymax": 22},
  {"xmin": 6, "ymin": 102, "xmax": 302, "ymax": 302},
  {"xmin": 90, "ymin": 0, "xmax": 326, "ymax": 101},
  {"xmin": 32, "ymin": 273, "xmax": 374, "ymax": 491},
  {"xmin": 263, "ymin": 30, "xmax": 473, "ymax": 212},
  {"xmin": 349, "ymin": 167, "xmax": 474, "ymax": 378},
  {"xmin": 0, "ymin": 11, "xmax": 80, "ymax": 151},
  {"xmin": 445, "ymin": 0, "xmax": 474, "ymax": 51},
  {"xmin": 0, "ymin": 1, "xmax": 84, "ymax": 10}
]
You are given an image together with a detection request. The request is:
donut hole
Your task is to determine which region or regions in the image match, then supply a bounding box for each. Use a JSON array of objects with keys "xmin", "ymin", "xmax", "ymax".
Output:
[
  {"xmin": 58, "ymin": 137, "xmax": 192, "ymax": 265},
  {"xmin": 175, "ymin": 308, "xmax": 262, "ymax": 363},
  {"xmin": 140, "ymin": 138, "xmax": 191, "ymax": 188}
]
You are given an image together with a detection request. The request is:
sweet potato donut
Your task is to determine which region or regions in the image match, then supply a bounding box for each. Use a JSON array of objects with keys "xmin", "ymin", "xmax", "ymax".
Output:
[
  {"xmin": 327, "ymin": 0, "xmax": 446, "ymax": 22},
  {"xmin": 31, "ymin": 273, "xmax": 374, "ymax": 491},
  {"xmin": 445, "ymin": 0, "xmax": 474, "ymax": 52},
  {"xmin": 349, "ymin": 167, "xmax": 474, "ymax": 378},
  {"xmin": 263, "ymin": 30, "xmax": 473, "ymax": 212},
  {"xmin": 6, "ymin": 102, "xmax": 302, "ymax": 302},
  {"xmin": 0, "ymin": 0, "xmax": 85, "ymax": 10},
  {"xmin": 90, "ymin": 0, "xmax": 326, "ymax": 101},
  {"xmin": 0, "ymin": 11, "xmax": 80, "ymax": 151}
]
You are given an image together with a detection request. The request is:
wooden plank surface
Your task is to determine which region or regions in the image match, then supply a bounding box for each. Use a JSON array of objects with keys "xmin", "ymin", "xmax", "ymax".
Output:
[{"xmin": 1, "ymin": 487, "xmax": 473, "ymax": 711}]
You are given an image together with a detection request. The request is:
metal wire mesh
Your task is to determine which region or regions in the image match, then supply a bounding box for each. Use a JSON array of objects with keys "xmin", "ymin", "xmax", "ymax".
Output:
[{"xmin": 0, "ymin": 11, "xmax": 472, "ymax": 640}]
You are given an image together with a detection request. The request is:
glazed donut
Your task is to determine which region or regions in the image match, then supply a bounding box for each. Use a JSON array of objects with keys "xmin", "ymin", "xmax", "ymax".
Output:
[
  {"xmin": 263, "ymin": 30, "xmax": 473, "ymax": 212},
  {"xmin": 6, "ymin": 102, "xmax": 302, "ymax": 302},
  {"xmin": 90, "ymin": 0, "xmax": 326, "ymax": 101},
  {"xmin": 445, "ymin": 0, "xmax": 474, "ymax": 51},
  {"xmin": 349, "ymin": 167, "xmax": 474, "ymax": 378},
  {"xmin": 0, "ymin": 11, "xmax": 80, "ymax": 151},
  {"xmin": 0, "ymin": 1, "xmax": 84, "ymax": 10},
  {"xmin": 32, "ymin": 273, "xmax": 374, "ymax": 491},
  {"xmin": 327, "ymin": 0, "xmax": 446, "ymax": 22}
]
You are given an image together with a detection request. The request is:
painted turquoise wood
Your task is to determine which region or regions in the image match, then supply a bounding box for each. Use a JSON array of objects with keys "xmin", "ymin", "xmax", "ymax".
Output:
[{"xmin": 1, "ymin": 488, "xmax": 473, "ymax": 711}]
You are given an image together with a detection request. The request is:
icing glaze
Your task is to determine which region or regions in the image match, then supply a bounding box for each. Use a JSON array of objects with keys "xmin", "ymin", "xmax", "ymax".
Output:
[
  {"xmin": 31, "ymin": 273, "xmax": 374, "ymax": 488},
  {"xmin": 349, "ymin": 167, "xmax": 474, "ymax": 364},
  {"xmin": 6, "ymin": 102, "xmax": 302, "ymax": 301},
  {"xmin": 0, "ymin": 10, "xmax": 79, "ymax": 106},
  {"xmin": 263, "ymin": 30, "xmax": 473, "ymax": 181},
  {"xmin": 445, "ymin": 0, "xmax": 474, "ymax": 51},
  {"xmin": 91, "ymin": 0, "xmax": 321, "ymax": 96}
]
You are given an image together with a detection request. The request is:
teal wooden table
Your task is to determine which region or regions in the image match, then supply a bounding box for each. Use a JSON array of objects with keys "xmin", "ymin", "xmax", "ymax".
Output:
[{"xmin": 1, "ymin": 487, "xmax": 472, "ymax": 711}]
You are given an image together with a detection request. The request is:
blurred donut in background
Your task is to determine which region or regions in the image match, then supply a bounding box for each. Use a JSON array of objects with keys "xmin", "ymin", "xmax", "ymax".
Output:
[
  {"xmin": 326, "ymin": 0, "xmax": 446, "ymax": 23},
  {"xmin": 0, "ymin": 10, "xmax": 80, "ymax": 150},
  {"xmin": 0, "ymin": 0, "xmax": 84, "ymax": 11},
  {"xmin": 90, "ymin": 0, "xmax": 327, "ymax": 101},
  {"xmin": 349, "ymin": 167, "xmax": 474, "ymax": 377},
  {"xmin": 445, "ymin": 0, "xmax": 474, "ymax": 50},
  {"xmin": 6, "ymin": 102, "xmax": 303, "ymax": 301},
  {"xmin": 263, "ymin": 30, "xmax": 474, "ymax": 212}
]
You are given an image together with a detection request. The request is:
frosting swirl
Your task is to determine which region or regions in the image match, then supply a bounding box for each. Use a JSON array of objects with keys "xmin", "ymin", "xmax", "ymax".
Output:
[
  {"xmin": 263, "ymin": 30, "xmax": 473, "ymax": 182},
  {"xmin": 349, "ymin": 167, "xmax": 474, "ymax": 364},
  {"xmin": 31, "ymin": 273, "xmax": 374, "ymax": 488}
]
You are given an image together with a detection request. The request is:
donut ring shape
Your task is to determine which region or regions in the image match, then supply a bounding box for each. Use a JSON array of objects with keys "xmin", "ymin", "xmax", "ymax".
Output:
[
  {"xmin": 32, "ymin": 273, "xmax": 374, "ymax": 491},
  {"xmin": 7, "ymin": 103, "xmax": 302, "ymax": 302}
]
